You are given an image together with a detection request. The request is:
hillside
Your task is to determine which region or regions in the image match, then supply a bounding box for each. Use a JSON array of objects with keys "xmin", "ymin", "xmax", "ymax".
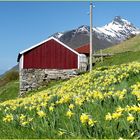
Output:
[
  {"xmin": 102, "ymin": 35, "xmax": 140, "ymax": 54},
  {"xmin": 0, "ymin": 70, "xmax": 19, "ymax": 102},
  {"xmin": 0, "ymin": 71, "xmax": 19, "ymax": 87},
  {"xmin": 0, "ymin": 81, "xmax": 19, "ymax": 102},
  {"xmin": 0, "ymin": 64, "xmax": 18, "ymax": 78},
  {"xmin": 0, "ymin": 62, "xmax": 140, "ymax": 138},
  {"xmin": 94, "ymin": 34, "xmax": 140, "ymax": 68},
  {"xmin": 95, "ymin": 51, "xmax": 140, "ymax": 67}
]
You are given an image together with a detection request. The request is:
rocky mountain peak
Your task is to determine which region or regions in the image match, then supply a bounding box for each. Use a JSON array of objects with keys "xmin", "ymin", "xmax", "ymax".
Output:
[
  {"xmin": 113, "ymin": 16, "xmax": 133, "ymax": 26},
  {"xmin": 77, "ymin": 25, "xmax": 90, "ymax": 33},
  {"xmin": 50, "ymin": 16, "xmax": 140, "ymax": 50}
]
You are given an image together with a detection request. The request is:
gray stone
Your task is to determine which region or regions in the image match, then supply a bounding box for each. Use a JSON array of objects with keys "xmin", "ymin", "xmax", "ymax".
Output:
[{"xmin": 19, "ymin": 68, "xmax": 82, "ymax": 96}]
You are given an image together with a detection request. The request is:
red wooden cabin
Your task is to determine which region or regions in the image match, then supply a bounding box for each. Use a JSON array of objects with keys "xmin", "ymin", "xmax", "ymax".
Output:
[
  {"xmin": 17, "ymin": 37, "xmax": 87, "ymax": 70},
  {"xmin": 74, "ymin": 44, "xmax": 90, "ymax": 57}
]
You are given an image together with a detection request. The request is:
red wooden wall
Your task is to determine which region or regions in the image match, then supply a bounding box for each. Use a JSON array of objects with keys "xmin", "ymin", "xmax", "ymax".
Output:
[
  {"xmin": 75, "ymin": 44, "xmax": 90, "ymax": 55},
  {"xmin": 23, "ymin": 39, "xmax": 78, "ymax": 69}
]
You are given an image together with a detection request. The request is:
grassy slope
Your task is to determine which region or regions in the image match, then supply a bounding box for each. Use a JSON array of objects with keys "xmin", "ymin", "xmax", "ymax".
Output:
[
  {"xmin": 0, "ymin": 81, "xmax": 19, "ymax": 102},
  {"xmin": 0, "ymin": 79, "xmax": 69, "ymax": 138},
  {"xmin": 0, "ymin": 79, "xmax": 67, "ymax": 102},
  {"xmin": 0, "ymin": 62, "xmax": 140, "ymax": 138},
  {"xmin": 0, "ymin": 119, "xmax": 37, "ymax": 139},
  {"xmin": 95, "ymin": 35, "xmax": 140, "ymax": 67},
  {"xmin": 0, "ymin": 71, "xmax": 19, "ymax": 102},
  {"xmin": 95, "ymin": 51, "xmax": 140, "ymax": 67},
  {"xmin": 102, "ymin": 35, "xmax": 140, "ymax": 54},
  {"xmin": 0, "ymin": 80, "xmax": 67, "ymax": 138}
]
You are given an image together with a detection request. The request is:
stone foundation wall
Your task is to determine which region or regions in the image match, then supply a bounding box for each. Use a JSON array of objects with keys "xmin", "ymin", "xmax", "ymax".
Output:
[{"xmin": 19, "ymin": 69, "xmax": 78, "ymax": 96}]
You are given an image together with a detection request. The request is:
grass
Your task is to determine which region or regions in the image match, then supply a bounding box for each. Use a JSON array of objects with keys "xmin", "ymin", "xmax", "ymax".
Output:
[
  {"xmin": 95, "ymin": 51, "xmax": 140, "ymax": 67},
  {"xmin": 95, "ymin": 35, "xmax": 140, "ymax": 68},
  {"xmin": 0, "ymin": 70, "xmax": 19, "ymax": 102},
  {"xmin": 0, "ymin": 78, "xmax": 67, "ymax": 138},
  {"xmin": 102, "ymin": 35, "xmax": 140, "ymax": 54},
  {"xmin": 0, "ymin": 118, "xmax": 38, "ymax": 139},
  {"xmin": 0, "ymin": 71, "xmax": 19, "ymax": 87},
  {"xmin": 0, "ymin": 62, "xmax": 140, "ymax": 138},
  {"xmin": 0, "ymin": 78, "xmax": 66, "ymax": 102},
  {"xmin": 0, "ymin": 80, "xmax": 19, "ymax": 102}
]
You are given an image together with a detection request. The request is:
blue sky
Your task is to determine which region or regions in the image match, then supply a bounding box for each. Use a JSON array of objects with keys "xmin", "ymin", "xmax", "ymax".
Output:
[{"xmin": 0, "ymin": 1, "xmax": 140, "ymax": 74}]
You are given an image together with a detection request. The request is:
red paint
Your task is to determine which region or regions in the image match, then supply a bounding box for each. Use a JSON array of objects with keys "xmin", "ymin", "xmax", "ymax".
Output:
[
  {"xmin": 75, "ymin": 44, "xmax": 90, "ymax": 56},
  {"xmin": 23, "ymin": 39, "xmax": 78, "ymax": 69}
]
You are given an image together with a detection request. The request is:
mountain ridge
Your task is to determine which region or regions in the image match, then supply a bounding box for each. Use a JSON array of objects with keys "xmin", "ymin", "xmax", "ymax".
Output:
[{"xmin": 51, "ymin": 16, "xmax": 140, "ymax": 50}]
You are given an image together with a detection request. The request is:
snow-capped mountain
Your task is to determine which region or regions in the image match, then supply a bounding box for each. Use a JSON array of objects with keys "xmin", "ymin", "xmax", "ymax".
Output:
[
  {"xmin": 51, "ymin": 16, "xmax": 140, "ymax": 50},
  {"xmin": 52, "ymin": 32, "xmax": 64, "ymax": 39},
  {"xmin": 93, "ymin": 16, "xmax": 140, "ymax": 44},
  {"xmin": 76, "ymin": 25, "xmax": 90, "ymax": 33}
]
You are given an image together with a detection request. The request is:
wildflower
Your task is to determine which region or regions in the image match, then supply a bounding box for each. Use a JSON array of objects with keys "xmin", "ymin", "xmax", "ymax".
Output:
[
  {"xmin": 119, "ymin": 95, "xmax": 125, "ymax": 100},
  {"xmin": 69, "ymin": 104, "xmax": 74, "ymax": 109},
  {"xmin": 37, "ymin": 110, "xmax": 46, "ymax": 118},
  {"xmin": 130, "ymin": 131, "xmax": 135, "ymax": 137},
  {"xmin": 28, "ymin": 117, "xmax": 33, "ymax": 122},
  {"xmin": 36, "ymin": 106, "xmax": 41, "ymax": 111},
  {"xmin": 118, "ymin": 137, "xmax": 124, "ymax": 140},
  {"xmin": 29, "ymin": 106, "xmax": 35, "ymax": 111},
  {"xmin": 105, "ymin": 113, "xmax": 112, "ymax": 121},
  {"xmin": 127, "ymin": 114, "xmax": 134, "ymax": 123},
  {"xmin": 51, "ymin": 103, "xmax": 55, "ymax": 106},
  {"xmin": 21, "ymin": 121, "xmax": 28, "ymax": 126},
  {"xmin": 93, "ymin": 91, "xmax": 103, "ymax": 100},
  {"xmin": 19, "ymin": 114, "xmax": 26, "ymax": 121},
  {"xmin": 11, "ymin": 106, "xmax": 17, "ymax": 111},
  {"xmin": 4, "ymin": 107, "xmax": 10, "ymax": 112},
  {"xmin": 88, "ymin": 118, "xmax": 97, "ymax": 127},
  {"xmin": 40, "ymin": 102, "xmax": 47, "ymax": 107},
  {"xmin": 75, "ymin": 97, "xmax": 84, "ymax": 106},
  {"xmin": 3, "ymin": 114, "xmax": 13, "ymax": 123},
  {"xmin": 49, "ymin": 106, "xmax": 54, "ymax": 112},
  {"xmin": 80, "ymin": 113, "xmax": 89, "ymax": 124},
  {"xmin": 58, "ymin": 130, "xmax": 65, "ymax": 136},
  {"xmin": 66, "ymin": 110, "xmax": 74, "ymax": 118},
  {"xmin": 24, "ymin": 106, "xmax": 28, "ymax": 109},
  {"xmin": 112, "ymin": 112, "xmax": 122, "ymax": 120},
  {"xmin": 116, "ymin": 106, "xmax": 124, "ymax": 113}
]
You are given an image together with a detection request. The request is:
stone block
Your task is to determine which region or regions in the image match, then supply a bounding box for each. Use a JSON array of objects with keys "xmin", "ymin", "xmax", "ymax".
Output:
[{"xmin": 19, "ymin": 68, "xmax": 78, "ymax": 96}]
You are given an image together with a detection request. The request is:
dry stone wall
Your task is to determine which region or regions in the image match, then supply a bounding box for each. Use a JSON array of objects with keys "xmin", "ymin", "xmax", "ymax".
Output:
[{"xmin": 19, "ymin": 69, "xmax": 78, "ymax": 96}]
